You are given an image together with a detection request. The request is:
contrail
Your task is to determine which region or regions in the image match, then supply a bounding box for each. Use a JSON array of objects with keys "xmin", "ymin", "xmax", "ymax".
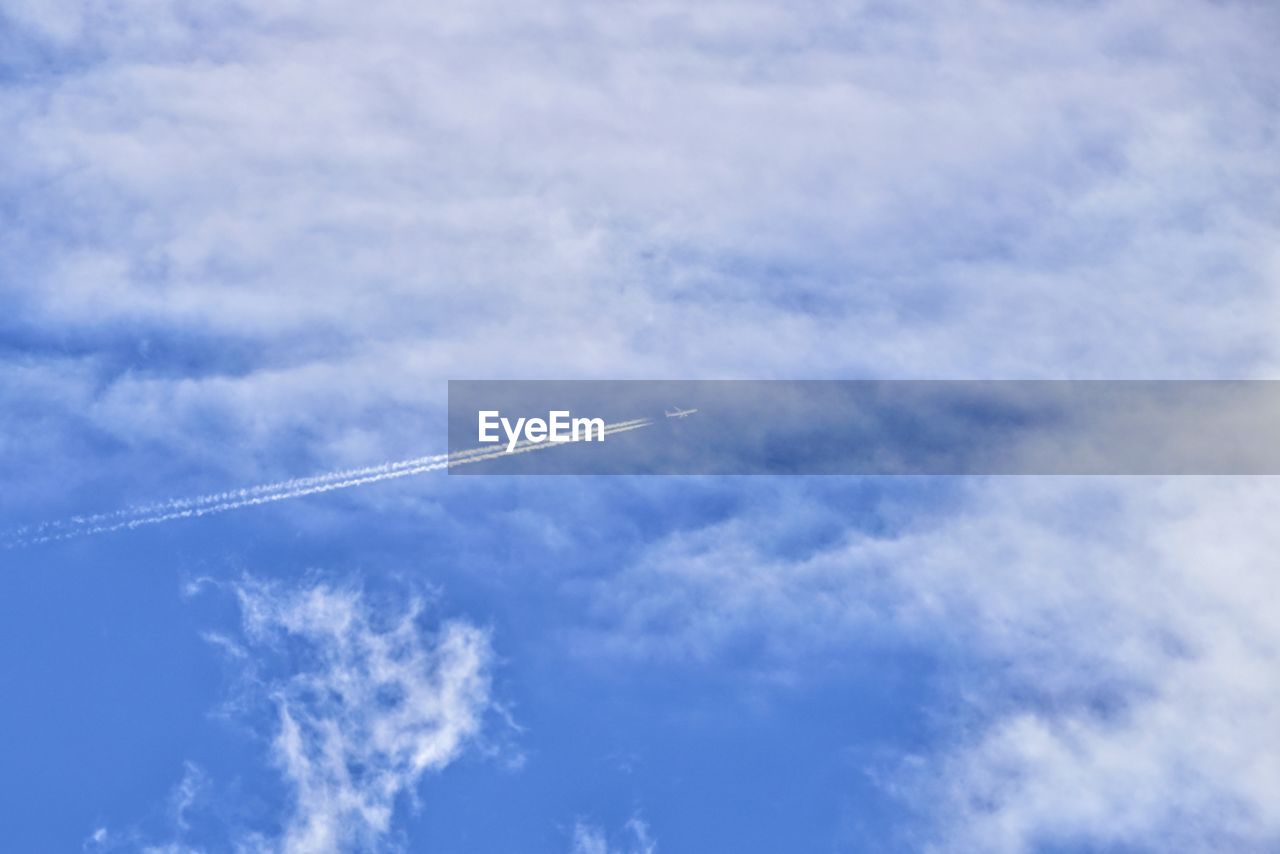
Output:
[
  {"xmin": 6, "ymin": 418, "xmax": 652, "ymax": 547},
  {"xmin": 8, "ymin": 451, "xmax": 460, "ymax": 540},
  {"xmin": 10, "ymin": 436, "xmax": 553, "ymax": 540},
  {"xmin": 4, "ymin": 417, "xmax": 648, "ymax": 543}
]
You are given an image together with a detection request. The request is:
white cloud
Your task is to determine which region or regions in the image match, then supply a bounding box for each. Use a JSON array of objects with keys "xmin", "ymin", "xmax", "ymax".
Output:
[
  {"xmin": 168, "ymin": 761, "xmax": 207, "ymax": 834},
  {"xmin": 584, "ymin": 477, "xmax": 1280, "ymax": 850},
  {"xmin": 83, "ymin": 762, "xmax": 210, "ymax": 854},
  {"xmin": 83, "ymin": 577, "xmax": 494, "ymax": 853},
  {"xmin": 3, "ymin": 0, "xmax": 1278, "ymax": 509},
  {"xmin": 571, "ymin": 816, "xmax": 656, "ymax": 854},
  {"xmin": 230, "ymin": 577, "xmax": 493, "ymax": 853}
]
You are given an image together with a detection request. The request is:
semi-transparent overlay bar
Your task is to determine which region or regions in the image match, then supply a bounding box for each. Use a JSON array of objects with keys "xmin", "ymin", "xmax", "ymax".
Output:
[{"xmin": 447, "ymin": 381, "xmax": 1280, "ymax": 475}]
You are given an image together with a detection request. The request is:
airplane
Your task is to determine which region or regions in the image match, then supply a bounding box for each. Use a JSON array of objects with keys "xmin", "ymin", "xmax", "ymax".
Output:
[{"xmin": 665, "ymin": 406, "xmax": 698, "ymax": 419}]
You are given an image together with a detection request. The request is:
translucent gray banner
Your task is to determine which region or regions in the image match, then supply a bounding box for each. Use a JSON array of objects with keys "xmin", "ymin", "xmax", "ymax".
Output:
[{"xmin": 446, "ymin": 381, "xmax": 1280, "ymax": 475}]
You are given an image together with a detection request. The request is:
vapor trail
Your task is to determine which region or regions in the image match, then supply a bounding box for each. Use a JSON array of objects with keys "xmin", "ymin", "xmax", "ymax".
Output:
[
  {"xmin": 8, "ymin": 451, "xmax": 459, "ymax": 540},
  {"xmin": 10, "ymin": 423, "xmax": 597, "ymax": 541},
  {"xmin": 5, "ymin": 418, "xmax": 648, "ymax": 543},
  {"xmin": 8, "ymin": 418, "xmax": 652, "ymax": 547}
]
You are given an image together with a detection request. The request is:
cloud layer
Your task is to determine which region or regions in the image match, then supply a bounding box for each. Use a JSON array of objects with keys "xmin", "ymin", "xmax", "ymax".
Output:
[
  {"xmin": 4, "ymin": 1, "xmax": 1278, "ymax": 511},
  {"xmin": 581, "ymin": 476, "xmax": 1280, "ymax": 850}
]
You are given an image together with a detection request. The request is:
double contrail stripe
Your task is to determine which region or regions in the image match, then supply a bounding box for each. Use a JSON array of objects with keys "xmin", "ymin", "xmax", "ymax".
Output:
[{"xmin": 6, "ymin": 418, "xmax": 652, "ymax": 547}]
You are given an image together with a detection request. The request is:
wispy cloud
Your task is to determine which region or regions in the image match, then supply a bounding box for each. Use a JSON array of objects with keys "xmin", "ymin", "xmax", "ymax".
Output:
[
  {"xmin": 571, "ymin": 816, "xmax": 656, "ymax": 854},
  {"xmin": 232, "ymin": 577, "xmax": 493, "ymax": 853},
  {"xmin": 84, "ymin": 762, "xmax": 210, "ymax": 854},
  {"xmin": 89, "ymin": 576, "xmax": 495, "ymax": 853}
]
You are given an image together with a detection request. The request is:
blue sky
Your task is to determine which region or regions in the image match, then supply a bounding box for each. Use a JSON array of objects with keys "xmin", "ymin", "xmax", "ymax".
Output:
[{"xmin": 2, "ymin": 1, "xmax": 1279, "ymax": 852}]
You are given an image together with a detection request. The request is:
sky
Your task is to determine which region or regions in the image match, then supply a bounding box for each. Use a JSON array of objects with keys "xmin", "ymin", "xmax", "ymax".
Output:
[{"xmin": 1, "ymin": 1, "xmax": 1279, "ymax": 852}]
